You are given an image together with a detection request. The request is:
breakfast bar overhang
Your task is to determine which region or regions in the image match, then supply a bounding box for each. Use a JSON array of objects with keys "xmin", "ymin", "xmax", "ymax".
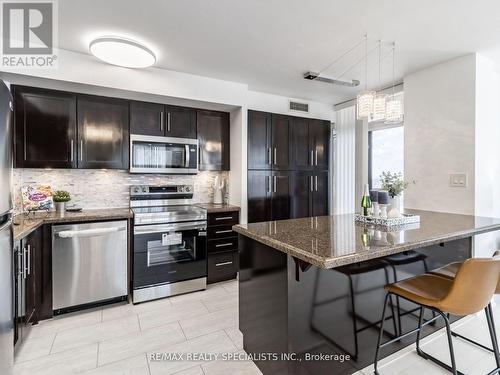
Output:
[{"xmin": 233, "ymin": 210, "xmax": 500, "ymax": 374}]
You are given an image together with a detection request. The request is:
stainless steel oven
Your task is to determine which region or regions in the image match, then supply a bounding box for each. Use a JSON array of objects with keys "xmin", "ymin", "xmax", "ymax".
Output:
[
  {"xmin": 130, "ymin": 134, "xmax": 198, "ymax": 174},
  {"xmin": 131, "ymin": 185, "xmax": 208, "ymax": 303},
  {"xmin": 133, "ymin": 221, "xmax": 207, "ymax": 303}
]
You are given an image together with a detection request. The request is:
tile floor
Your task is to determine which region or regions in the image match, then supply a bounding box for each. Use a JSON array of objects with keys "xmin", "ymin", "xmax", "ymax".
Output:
[{"xmin": 13, "ymin": 281, "xmax": 500, "ymax": 375}]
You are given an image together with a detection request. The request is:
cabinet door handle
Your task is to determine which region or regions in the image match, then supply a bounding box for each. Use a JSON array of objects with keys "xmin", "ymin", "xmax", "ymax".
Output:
[
  {"xmin": 70, "ymin": 140, "xmax": 74, "ymax": 162},
  {"xmin": 215, "ymin": 230, "xmax": 233, "ymax": 234},
  {"xmin": 268, "ymin": 148, "xmax": 272, "ymax": 165},
  {"xmin": 310, "ymin": 176, "xmax": 313, "ymax": 192},
  {"xmin": 273, "ymin": 176, "xmax": 277, "ymax": 193},
  {"xmin": 80, "ymin": 140, "xmax": 83, "ymax": 161},
  {"xmin": 273, "ymin": 148, "xmax": 277, "ymax": 165},
  {"xmin": 215, "ymin": 216, "xmax": 234, "ymax": 221},
  {"xmin": 22, "ymin": 247, "xmax": 27, "ymax": 279},
  {"xmin": 215, "ymin": 261, "xmax": 233, "ymax": 267},
  {"xmin": 17, "ymin": 248, "xmax": 22, "ymax": 277},
  {"xmin": 167, "ymin": 112, "xmax": 171, "ymax": 132},
  {"xmin": 215, "ymin": 242, "xmax": 234, "ymax": 248},
  {"xmin": 315, "ymin": 175, "xmax": 318, "ymax": 191},
  {"xmin": 315, "ymin": 150, "xmax": 318, "ymax": 166},
  {"xmin": 27, "ymin": 245, "xmax": 31, "ymax": 275},
  {"xmin": 310, "ymin": 150, "xmax": 314, "ymax": 166},
  {"xmin": 267, "ymin": 176, "xmax": 272, "ymax": 193},
  {"xmin": 160, "ymin": 111, "xmax": 164, "ymax": 132}
]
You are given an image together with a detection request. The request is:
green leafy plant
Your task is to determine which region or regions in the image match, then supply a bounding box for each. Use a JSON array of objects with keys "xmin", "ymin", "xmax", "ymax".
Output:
[
  {"xmin": 380, "ymin": 171, "xmax": 408, "ymax": 198},
  {"xmin": 53, "ymin": 190, "xmax": 71, "ymax": 203}
]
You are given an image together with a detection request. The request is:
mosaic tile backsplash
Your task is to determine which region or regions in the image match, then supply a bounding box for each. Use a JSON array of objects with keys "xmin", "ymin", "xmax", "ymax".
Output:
[{"xmin": 13, "ymin": 169, "xmax": 229, "ymax": 213}]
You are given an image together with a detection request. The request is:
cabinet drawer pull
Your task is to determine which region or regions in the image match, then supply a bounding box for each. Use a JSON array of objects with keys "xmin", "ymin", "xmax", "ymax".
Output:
[
  {"xmin": 215, "ymin": 242, "xmax": 234, "ymax": 248},
  {"xmin": 215, "ymin": 261, "xmax": 233, "ymax": 267},
  {"xmin": 215, "ymin": 216, "xmax": 233, "ymax": 221},
  {"xmin": 215, "ymin": 230, "xmax": 233, "ymax": 234}
]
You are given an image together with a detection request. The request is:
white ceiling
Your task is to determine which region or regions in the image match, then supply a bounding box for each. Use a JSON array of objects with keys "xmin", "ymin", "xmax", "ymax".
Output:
[{"xmin": 58, "ymin": 0, "xmax": 500, "ymax": 104}]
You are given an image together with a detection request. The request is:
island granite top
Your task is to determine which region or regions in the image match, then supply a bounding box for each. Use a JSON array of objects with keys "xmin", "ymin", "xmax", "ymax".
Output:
[
  {"xmin": 13, "ymin": 208, "xmax": 133, "ymax": 241},
  {"xmin": 232, "ymin": 209, "xmax": 500, "ymax": 269}
]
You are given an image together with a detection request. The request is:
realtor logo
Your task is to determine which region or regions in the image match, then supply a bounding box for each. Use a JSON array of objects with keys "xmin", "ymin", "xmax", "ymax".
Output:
[{"xmin": 1, "ymin": 0, "xmax": 58, "ymax": 68}]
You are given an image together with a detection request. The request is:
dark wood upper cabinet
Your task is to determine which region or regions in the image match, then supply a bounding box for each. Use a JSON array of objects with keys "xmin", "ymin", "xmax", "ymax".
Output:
[
  {"xmin": 14, "ymin": 86, "xmax": 77, "ymax": 168},
  {"xmin": 77, "ymin": 95, "xmax": 129, "ymax": 169},
  {"xmin": 166, "ymin": 106, "xmax": 196, "ymax": 139},
  {"xmin": 309, "ymin": 119, "xmax": 330, "ymax": 170},
  {"xmin": 248, "ymin": 110, "xmax": 272, "ymax": 170},
  {"xmin": 197, "ymin": 109, "xmax": 229, "ymax": 171},
  {"xmin": 271, "ymin": 114, "xmax": 291, "ymax": 170},
  {"xmin": 290, "ymin": 117, "xmax": 311, "ymax": 170},
  {"xmin": 130, "ymin": 101, "xmax": 164, "ymax": 137},
  {"xmin": 130, "ymin": 103, "xmax": 196, "ymax": 139}
]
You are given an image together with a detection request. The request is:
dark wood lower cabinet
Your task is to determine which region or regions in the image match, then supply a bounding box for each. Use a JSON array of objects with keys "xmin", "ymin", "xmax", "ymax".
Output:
[
  {"xmin": 248, "ymin": 170, "xmax": 329, "ymax": 223},
  {"xmin": 206, "ymin": 211, "xmax": 240, "ymax": 284}
]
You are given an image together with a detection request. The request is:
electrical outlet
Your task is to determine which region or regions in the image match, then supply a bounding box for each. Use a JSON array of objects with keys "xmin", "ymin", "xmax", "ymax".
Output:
[{"xmin": 450, "ymin": 174, "xmax": 467, "ymax": 187}]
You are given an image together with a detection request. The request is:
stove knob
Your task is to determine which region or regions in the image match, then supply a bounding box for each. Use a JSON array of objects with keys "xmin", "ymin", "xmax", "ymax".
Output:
[
  {"xmin": 133, "ymin": 186, "xmax": 140, "ymax": 194},
  {"xmin": 185, "ymin": 186, "xmax": 192, "ymax": 192},
  {"xmin": 142, "ymin": 186, "xmax": 148, "ymax": 193}
]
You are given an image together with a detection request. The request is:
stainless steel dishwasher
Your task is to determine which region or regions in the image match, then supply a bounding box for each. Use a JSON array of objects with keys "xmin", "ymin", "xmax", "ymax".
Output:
[{"xmin": 52, "ymin": 220, "xmax": 128, "ymax": 312}]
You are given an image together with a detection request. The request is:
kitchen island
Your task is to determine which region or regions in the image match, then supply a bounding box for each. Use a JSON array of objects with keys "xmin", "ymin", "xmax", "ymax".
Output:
[{"xmin": 233, "ymin": 210, "xmax": 500, "ymax": 374}]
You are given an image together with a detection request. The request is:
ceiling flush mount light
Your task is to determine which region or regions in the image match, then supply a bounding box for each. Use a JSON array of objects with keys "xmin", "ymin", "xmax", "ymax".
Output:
[
  {"xmin": 357, "ymin": 34, "xmax": 375, "ymax": 120},
  {"xmin": 89, "ymin": 37, "xmax": 156, "ymax": 68}
]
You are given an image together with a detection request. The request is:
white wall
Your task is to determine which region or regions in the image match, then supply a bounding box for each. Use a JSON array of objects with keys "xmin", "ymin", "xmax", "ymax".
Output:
[
  {"xmin": 474, "ymin": 55, "xmax": 500, "ymax": 256},
  {"xmin": 404, "ymin": 54, "xmax": 476, "ymax": 215}
]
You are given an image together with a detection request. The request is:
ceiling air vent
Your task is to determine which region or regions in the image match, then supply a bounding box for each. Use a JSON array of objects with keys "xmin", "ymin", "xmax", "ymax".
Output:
[{"xmin": 289, "ymin": 100, "xmax": 309, "ymax": 113}]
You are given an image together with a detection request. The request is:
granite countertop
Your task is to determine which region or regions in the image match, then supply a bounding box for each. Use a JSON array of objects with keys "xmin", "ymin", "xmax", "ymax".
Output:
[
  {"xmin": 195, "ymin": 203, "xmax": 240, "ymax": 213},
  {"xmin": 233, "ymin": 209, "xmax": 500, "ymax": 269},
  {"xmin": 13, "ymin": 208, "xmax": 133, "ymax": 241}
]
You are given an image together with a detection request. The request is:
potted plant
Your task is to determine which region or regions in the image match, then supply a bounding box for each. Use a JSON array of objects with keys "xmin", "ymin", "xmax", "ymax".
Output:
[
  {"xmin": 379, "ymin": 171, "xmax": 408, "ymax": 212},
  {"xmin": 53, "ymin": 190, "xmax": 71, "ymax": 214}
]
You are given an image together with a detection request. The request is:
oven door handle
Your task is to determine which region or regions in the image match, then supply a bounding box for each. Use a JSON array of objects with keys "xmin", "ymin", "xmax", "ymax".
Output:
[
  {"xmin": 185, "ymin": 145, "xmax": 190, "ymax": 168},
  {"xmin": 134, "ymin": 221, "xmax": 207, "ymax": 234}
]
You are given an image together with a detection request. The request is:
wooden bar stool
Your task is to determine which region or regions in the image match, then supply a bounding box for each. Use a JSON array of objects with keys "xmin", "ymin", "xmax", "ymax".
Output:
[
  {"xmin": 429, "ymin": 251, "xmax": 500, "ymax": 374},
  {"xmin": 374, "ymin": 257, "xmax": 500, "ymax": 375}
]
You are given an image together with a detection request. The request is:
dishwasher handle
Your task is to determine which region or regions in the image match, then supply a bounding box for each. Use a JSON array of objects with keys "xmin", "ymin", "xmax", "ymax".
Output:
[{"xmin": 55, "ymin": 227, "xmax": 125, "ymax": 238}]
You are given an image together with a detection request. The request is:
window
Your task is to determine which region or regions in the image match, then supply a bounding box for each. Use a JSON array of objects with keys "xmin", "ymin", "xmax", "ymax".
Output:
[{"xmin": 368, "ymin": 126, "xmax": 404, "ymax": 189}]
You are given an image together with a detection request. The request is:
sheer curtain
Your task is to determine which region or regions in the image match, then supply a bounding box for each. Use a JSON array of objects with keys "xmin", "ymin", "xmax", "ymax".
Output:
[{"xmin": 333, "ymin": 106, "xmax": 356, "ymax": 214}]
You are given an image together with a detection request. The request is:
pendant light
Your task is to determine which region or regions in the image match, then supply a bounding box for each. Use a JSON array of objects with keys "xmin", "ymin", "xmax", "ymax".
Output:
[
  {"xmin": 357, "ymin": 34, "xmax": 375, "ymax": 120},
  {"xmin": 371, "ymin": 40, "xmax": 387, "ymax": 122},
  {"xmin": 385, "ymin": 42, "xmax": 404, "ymax": 123}
]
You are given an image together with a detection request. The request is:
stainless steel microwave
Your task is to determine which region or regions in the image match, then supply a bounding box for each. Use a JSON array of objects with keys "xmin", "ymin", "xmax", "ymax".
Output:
[{"xmin": 130, "ymin": 135, "xmax": 198, "ymax": 174}]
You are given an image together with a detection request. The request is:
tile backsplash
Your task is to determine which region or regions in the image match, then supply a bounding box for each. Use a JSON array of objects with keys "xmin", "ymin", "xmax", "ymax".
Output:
[{"xmin": 13, "ymin": 169, "xmax": 229, "ymax": 213}]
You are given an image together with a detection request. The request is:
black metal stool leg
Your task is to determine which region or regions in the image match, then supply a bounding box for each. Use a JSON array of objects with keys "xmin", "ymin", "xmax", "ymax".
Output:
[
  {"xmin": 383, "ymin": 267, "xmax": 398, "ymax": 336},
  {"xmin": 348, "ymin": 275, "xmax": 359, "ymax": 360},
  {"xmin": 374, "ymin": 293, "xmax": 390, "ymax": 375},
  {"xmin": 416, "ymin": 310, "xmax": 462, "ymax": 375},
  {"xmin": 486, "ymin": 303, "xmax": 500, "ymax": 375}
]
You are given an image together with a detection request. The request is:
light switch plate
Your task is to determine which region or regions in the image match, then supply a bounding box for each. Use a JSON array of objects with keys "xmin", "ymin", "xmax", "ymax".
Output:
[{"xmin": 450, "ymin": 173, "xmax": 467, "ymax": 187}]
